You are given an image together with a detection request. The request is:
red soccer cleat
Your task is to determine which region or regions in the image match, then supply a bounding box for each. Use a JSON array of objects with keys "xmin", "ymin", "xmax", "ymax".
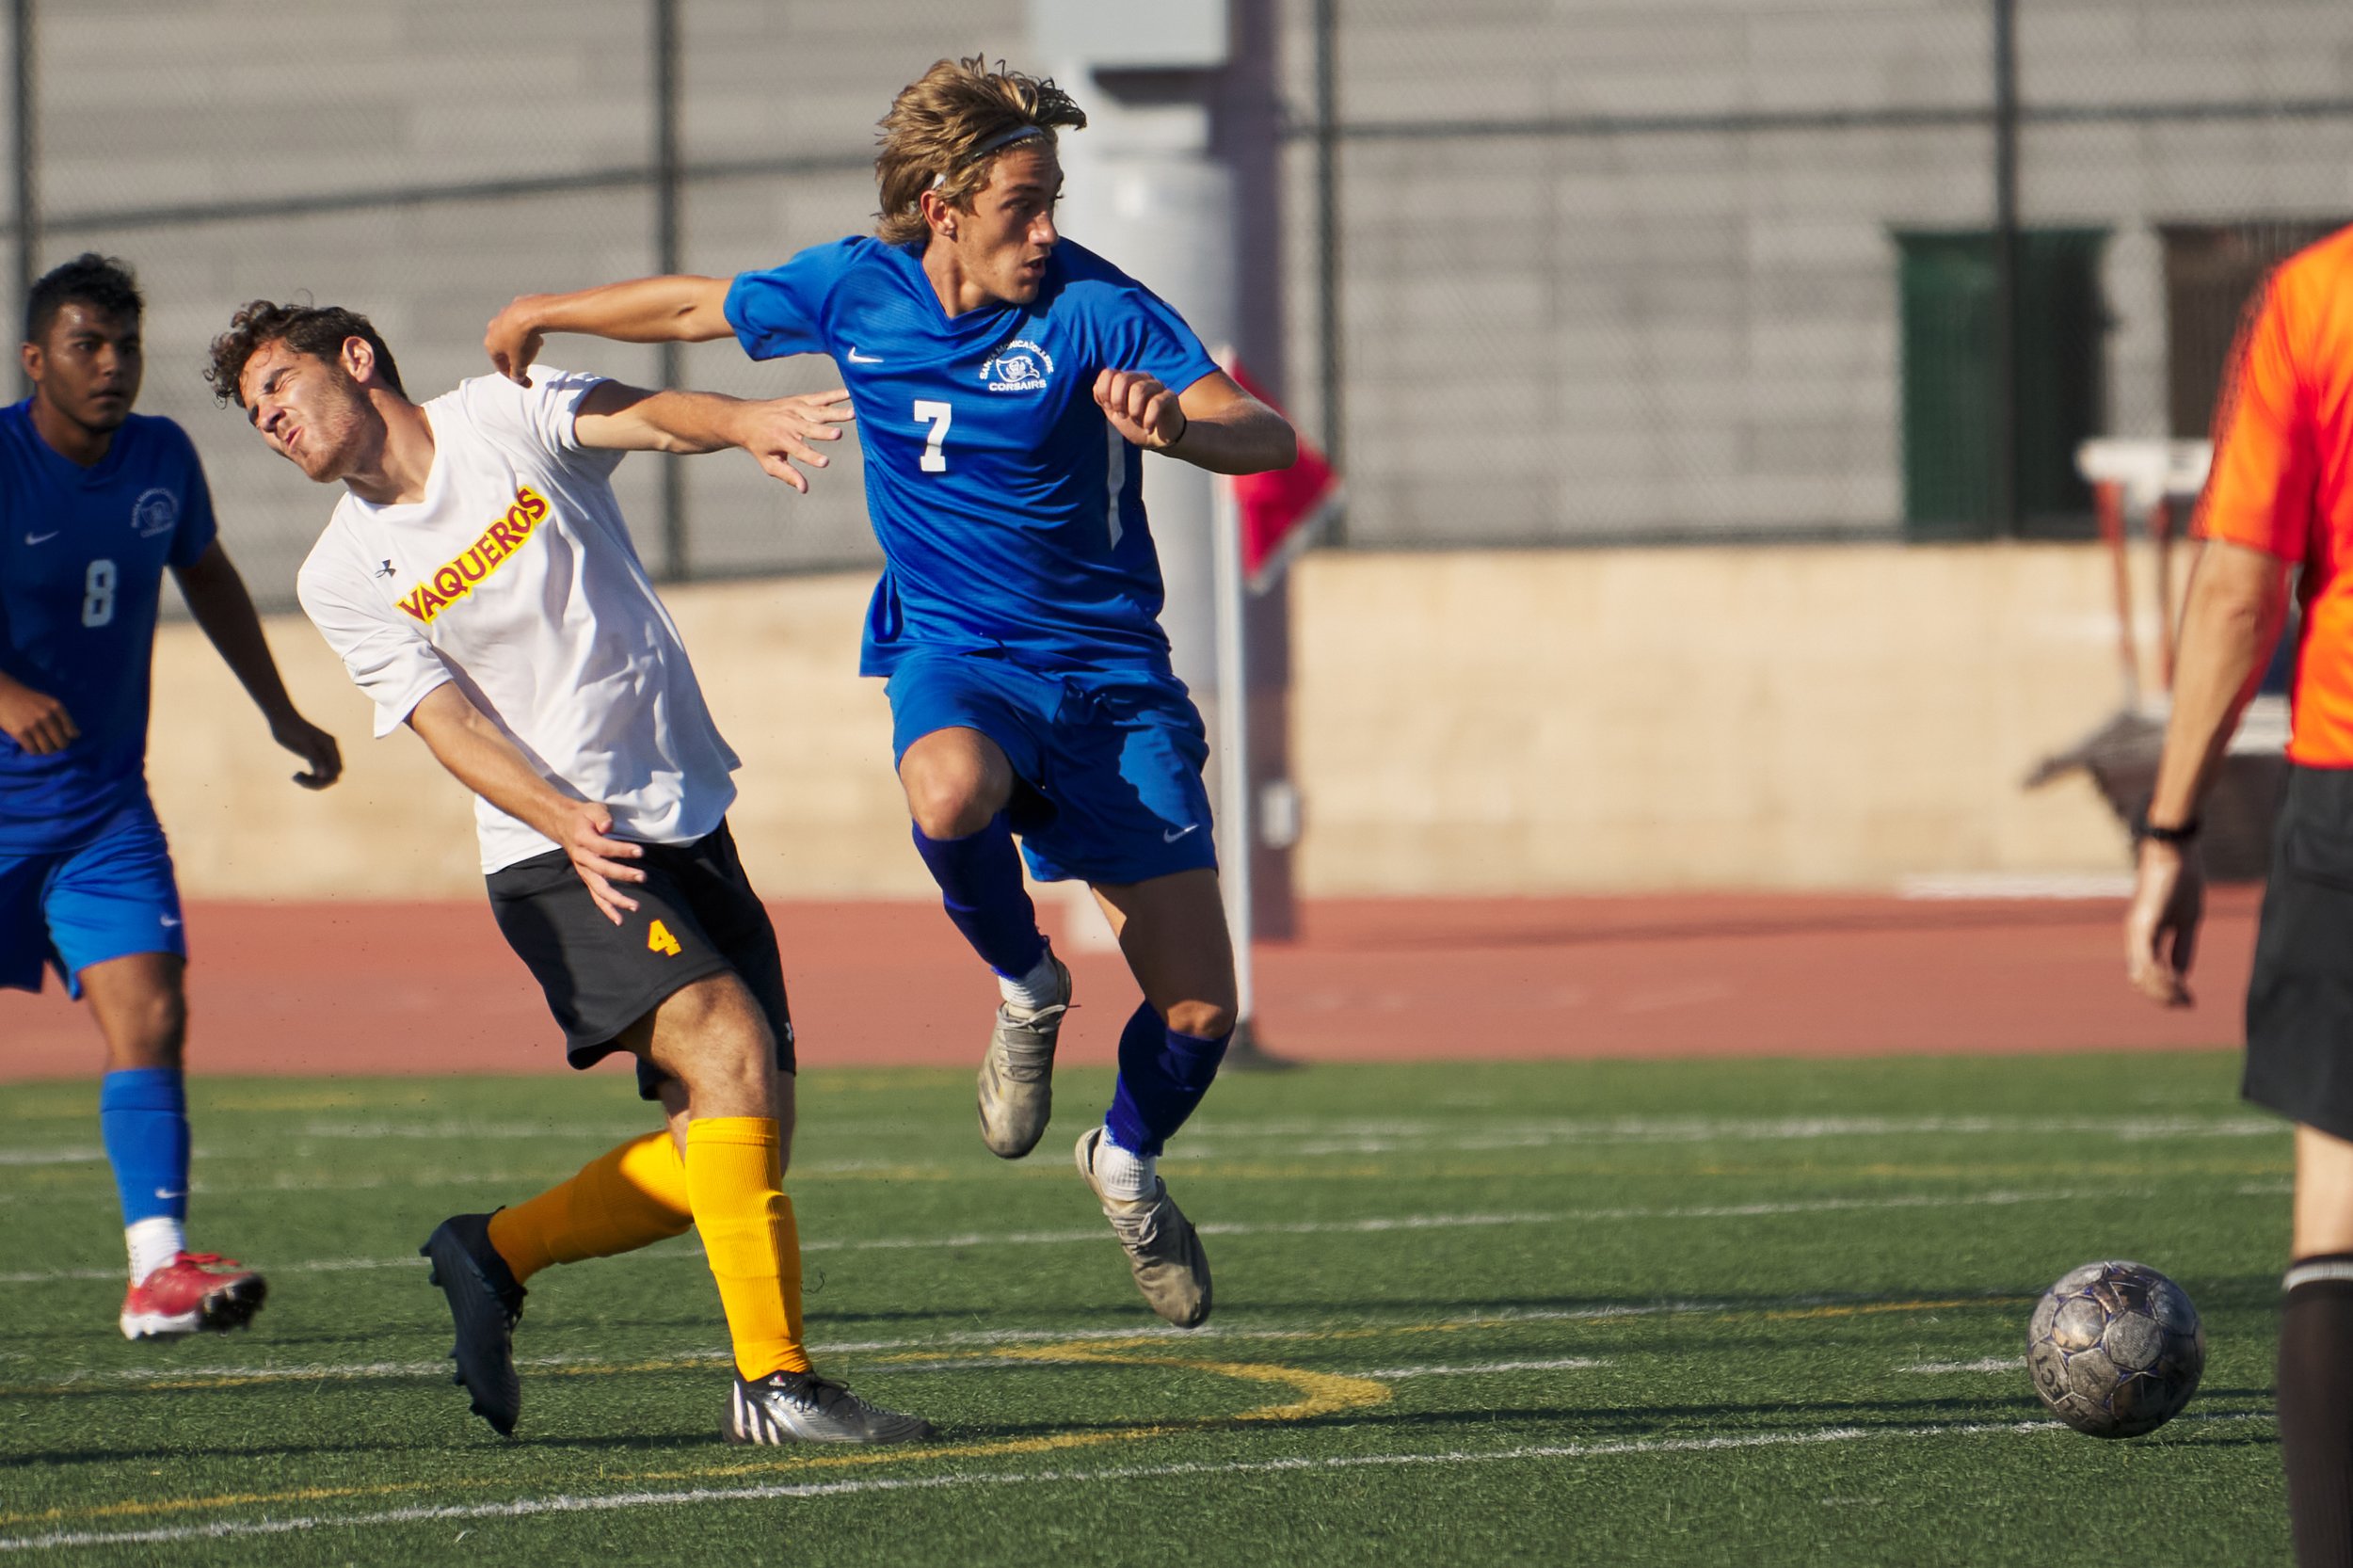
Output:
[{"xmin": 119, "ymin": 1252, "xmax": 268, "ymax": 1341}]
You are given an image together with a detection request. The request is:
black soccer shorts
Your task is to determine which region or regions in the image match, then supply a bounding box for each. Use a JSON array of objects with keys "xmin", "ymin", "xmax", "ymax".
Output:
[
  {"xmin": 2246, "ymin": 764, "xmax": 2353, "ymax": 1141},
  {"xmin": 485, "ymin": 818, "xmax": 794, "ymax": 1099}
]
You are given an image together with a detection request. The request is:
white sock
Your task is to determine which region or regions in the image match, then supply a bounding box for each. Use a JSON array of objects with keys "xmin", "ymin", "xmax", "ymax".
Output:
[
  {"xmin": 999, "ymin": 949, "xmax": 1063, "ymax": 1013},
  {"xmin": 1093, "ymin": 1130, "xmax": 1157, "ymax": 1203},
  {"xmin": 126, "ymin": 1217, "xmax": 184, "ymax": 1283}
]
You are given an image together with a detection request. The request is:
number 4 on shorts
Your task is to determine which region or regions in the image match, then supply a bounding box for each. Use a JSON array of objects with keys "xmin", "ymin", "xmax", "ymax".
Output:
[{"xmin": 648, "ymin": 920, "xmax": 682, "ymax": 957}]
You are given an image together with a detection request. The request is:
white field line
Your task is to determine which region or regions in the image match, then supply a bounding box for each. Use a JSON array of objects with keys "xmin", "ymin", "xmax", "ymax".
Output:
[
  {"xmin": 19, "ymin": 1287, "xmax": 2061, "ymax": 1392},
  {"xmin": 3, "ymin": 1291, "xmax": 2013, "ymax": 1390},
  {"xmin": 0, "ymin": 1112, "xmax": 2282, "ymax": 1170},
  {"xmin": 1361, "ymin": 1357, "xmax": 1608, "ymax": 1379},
  {"xmin": 1903, "ymin": 1357, "xmax": 2021, "ymax": 1374},
  {"xmin": 872, "ymin": 1354, "xmax": 1613, "ymax": 1378},
  {"xmin": 0, "ymin": 1414, "xmax": 2270, "ymax": 1554},
  {"xmin": 1173, "ymin": 1113, "xmax": 2281, "ymax": 1159},
  {"xmin": 0, "ymin": 1189, "xmax": 2111, "ymax": 1288}
]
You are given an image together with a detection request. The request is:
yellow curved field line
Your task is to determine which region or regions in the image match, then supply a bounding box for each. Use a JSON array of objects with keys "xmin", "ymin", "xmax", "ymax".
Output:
[{"xmin": 0, "ymin": 1336, "xmax": 1390, "ymax": 1531}]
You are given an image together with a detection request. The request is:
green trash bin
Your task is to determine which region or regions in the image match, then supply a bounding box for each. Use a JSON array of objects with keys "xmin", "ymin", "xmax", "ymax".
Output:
[{"xmin": 1896, "ymin": 228, "xmax": 2111, "ymax": 539}]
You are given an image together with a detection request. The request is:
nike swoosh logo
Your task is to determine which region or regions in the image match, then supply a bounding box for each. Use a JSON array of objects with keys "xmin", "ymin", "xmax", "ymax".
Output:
[
  {"xmin": 159, "ymin": 915, "xmax": 183, "ymax": 927},
  {"xmin": 845, "ymin": 348, "xmax": 884, "ymax": 364},
  {"xmin": 1162, "ymin": 824, "xmax": 1201, "ymax": 843},
  {"xmin": 24, "ymin": 531, "xmax": 56, "ymax": 545}
]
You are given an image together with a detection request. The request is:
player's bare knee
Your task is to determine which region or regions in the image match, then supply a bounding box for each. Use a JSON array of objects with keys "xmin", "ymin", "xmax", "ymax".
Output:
[
  {"xmin": 1165, "ymin": 999, "xmax": 1236, "ymax": 1041},
  {"xmin": 647, "ymin": 979, "xmax": 774, "ymax": 1119},
  {"xmin": 660, "ymin": 1040, "xmax": 769, "ymax": 1120},
  {"xmin": 109, "ymin": 991, "xmax": 187, "ymax": 1071},
  {"xmin": 904, "ymin": 772, "xmax": 993, "ymax": 839}
]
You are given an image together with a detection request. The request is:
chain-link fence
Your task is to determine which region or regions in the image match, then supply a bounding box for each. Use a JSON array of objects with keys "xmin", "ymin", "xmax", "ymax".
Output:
[
  {"xmin": 7, "ymin": 0, "xmax": 1034, "ymax": 605},
  {"xmin": 1287, "ymin": 0, "xmax": 2353, "ymax": 549},
  {"xmin": 6, "ymin": 1, "xmax": 2349, "ymax": 603}
]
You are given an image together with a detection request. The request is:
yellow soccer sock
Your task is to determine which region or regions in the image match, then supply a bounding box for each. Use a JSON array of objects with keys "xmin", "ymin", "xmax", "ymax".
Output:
[
  {"xmin": 487, "ymin": 1130, "xmax": 695, "ymax": 1284},
  {"xmin": 683, "ymin": 1116, "xmax": 810, "ymax": 1379}
]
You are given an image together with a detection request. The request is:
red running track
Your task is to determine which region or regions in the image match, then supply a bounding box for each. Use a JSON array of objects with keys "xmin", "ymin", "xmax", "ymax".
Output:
[{"xmin": 0, "ymin": 889, "xmax": 2258, "ymax": 1082}]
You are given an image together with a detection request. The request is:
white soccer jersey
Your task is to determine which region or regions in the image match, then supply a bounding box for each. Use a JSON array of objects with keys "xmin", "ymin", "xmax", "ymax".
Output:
[{"xmin": 297, "ymin": 370, "xmax": 740, "ymax": 873}]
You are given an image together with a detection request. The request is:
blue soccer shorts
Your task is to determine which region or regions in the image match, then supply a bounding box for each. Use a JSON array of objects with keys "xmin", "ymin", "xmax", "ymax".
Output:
[
  {"xmin": 885, "ymin": 652, "xmax": 1219, "ymax": 887},
  {"xmin": 0, "ymin": 795, "xmax": 187, "ymax": 999}
]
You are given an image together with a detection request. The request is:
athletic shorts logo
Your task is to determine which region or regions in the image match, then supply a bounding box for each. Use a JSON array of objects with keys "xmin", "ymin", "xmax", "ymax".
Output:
[
  {"xmin": 979, "ymin": 338, "xmax": 1053, "ymax": 393},
  {"xmin": 395, "ymin": 486, "xmax": 551, "ymax": 624},
  {"xmin": 1162, "ymin": 824, "xmax": 1201, "ymax": 843},
  {"xmin": 130, "ymin": 488, "xmax": 178, "ymax": 538}
]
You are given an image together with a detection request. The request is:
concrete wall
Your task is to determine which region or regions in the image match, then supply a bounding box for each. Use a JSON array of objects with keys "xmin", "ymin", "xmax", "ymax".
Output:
[
  {"xmin": 1276, "ymin": 0, "xmax": 2353, "ymax": 546},
  {"xmin": 23, "ymin": 2, "xmax": 2350, "ymax": 598},
  {"xmin": 148, "ymin": 544, "xmax": 2150, "ymax": 900}
]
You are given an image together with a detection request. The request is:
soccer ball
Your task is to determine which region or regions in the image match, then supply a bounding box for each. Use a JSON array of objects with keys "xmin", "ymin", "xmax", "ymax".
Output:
[{"xmin": 2025, "ymin": 1260, "xmax": 2205, "ymax": 1438}]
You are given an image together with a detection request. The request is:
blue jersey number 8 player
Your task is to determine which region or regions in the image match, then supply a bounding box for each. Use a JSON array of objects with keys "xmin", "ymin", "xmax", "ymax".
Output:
[
  {"xmin": 486, "ymin": 57, "xmax": 1296, "ymax": 1326},
  {"xmin": 1, "ymin": 255, "xmax": 343, "ymax": 1339}
]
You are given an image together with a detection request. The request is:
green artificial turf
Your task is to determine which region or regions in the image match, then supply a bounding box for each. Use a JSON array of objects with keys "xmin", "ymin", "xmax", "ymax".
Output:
[{"xmin": 0, "ymin": 1054, "xmax": 2294, "ymax": 1564}]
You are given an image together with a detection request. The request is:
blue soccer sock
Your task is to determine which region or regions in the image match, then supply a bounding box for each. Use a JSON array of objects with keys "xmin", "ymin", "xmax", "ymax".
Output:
[
  {"xmin": 100, "ymin": 1068, "xmax": 190, "ymax": 1277},
  {"xmin": 1104, "ymin": 1001, "xmax": 1231, "ymax": 1160},
  {"xmin": 911, "ymin": 813, "xmax": 1049, "ymax": 981}
]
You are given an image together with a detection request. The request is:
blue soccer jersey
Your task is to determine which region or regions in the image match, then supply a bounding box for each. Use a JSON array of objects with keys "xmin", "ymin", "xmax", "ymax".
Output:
[
  {"xmin": 0, "ymin": 404, "xmax": 217, "ymax": 854},
  {"xmin": 724, "ymin": 237, "xmax": 1221, "ymax": 677}
]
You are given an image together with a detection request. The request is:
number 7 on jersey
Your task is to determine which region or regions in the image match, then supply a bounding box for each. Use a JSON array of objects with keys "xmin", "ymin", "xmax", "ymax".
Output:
[{"xmin": 914, "ymin": 400, "xmax": 952, "ymax": 472}]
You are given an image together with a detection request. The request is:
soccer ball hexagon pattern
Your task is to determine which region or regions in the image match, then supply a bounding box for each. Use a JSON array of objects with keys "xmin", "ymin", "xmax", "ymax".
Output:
[{"xmin": 2025, "ymin": 1259, "xmax": 2205, "ymax": 1438}]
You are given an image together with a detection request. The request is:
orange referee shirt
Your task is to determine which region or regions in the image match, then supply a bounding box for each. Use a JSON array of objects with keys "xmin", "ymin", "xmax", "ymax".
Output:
[{"xmin": 2196, "ymin": 224, "xmax": 2353, "ymax": 766}]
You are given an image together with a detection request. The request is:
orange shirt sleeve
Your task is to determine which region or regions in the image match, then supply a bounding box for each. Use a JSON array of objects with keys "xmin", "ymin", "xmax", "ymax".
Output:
[{"xmin": 2194, "ymin": 273, "xmax": 2317, "ymax": 563}]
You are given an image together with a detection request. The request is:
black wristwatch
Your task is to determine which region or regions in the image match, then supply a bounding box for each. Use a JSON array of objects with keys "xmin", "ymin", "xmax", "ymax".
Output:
[{"xmin": 2136, "ymin": 814, "xmax": 2201, "ymax": 847}]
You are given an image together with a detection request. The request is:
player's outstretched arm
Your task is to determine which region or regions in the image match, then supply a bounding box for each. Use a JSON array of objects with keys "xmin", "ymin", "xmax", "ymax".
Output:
[
  {"xmin": 0, "ymin": 668, "xmax": 78, "ymax": 754},
  {"xmin": 572, "ymin": 380, "xmax": 854, "ymax": 494},
  {"xmin": 1094, "ymin": 368, "xmax": 1297, "ymax": 476},
  {"xmin": 485, "ymin": 277, "xmax": 733, "ymax": 387},
  {"xmin": 2124, "ymin": 537, "xmax": 2292, "ymax": 1007},
  {"xmin": 406, "ymin": 683, "xmax": 647, "ymax": 924},
  {"xmin": 171, "ymin": 541, "xmax": 343, "ymax": 791}
]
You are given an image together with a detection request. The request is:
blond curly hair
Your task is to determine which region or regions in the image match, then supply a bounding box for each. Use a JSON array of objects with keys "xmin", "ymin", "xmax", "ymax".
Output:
[{"xmin": 873, "ymin": 57, "xmax": 1086, "ymax": 248}]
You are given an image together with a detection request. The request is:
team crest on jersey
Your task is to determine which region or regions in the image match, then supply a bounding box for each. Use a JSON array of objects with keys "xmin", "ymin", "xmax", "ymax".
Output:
[
  {"xmin": 130, "ymin": 488, "xmax": 178, "ymax": 538},
  {"xmin": 979, "ymin": 338, "xmax": 1053, "ymax": 393}
]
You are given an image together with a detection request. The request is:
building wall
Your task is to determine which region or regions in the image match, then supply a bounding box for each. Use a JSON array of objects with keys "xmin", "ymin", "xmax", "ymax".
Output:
[
  {"xmin": 1280, "ymin": 0, "xmax": 2353, "ymax": 546},
  {"xmin": 21, "ymin": 2, "xmax": 2351, "ymax": 595},
  {"xmin": 148, "ymin": 544, "xmax": 2148, "ymax": 901}
]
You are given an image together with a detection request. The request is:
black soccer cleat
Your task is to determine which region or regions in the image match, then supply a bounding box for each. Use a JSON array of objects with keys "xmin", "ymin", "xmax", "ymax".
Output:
[{"xmin": 420, "ymin": 1210, "xmax": 527, "ymax": 1436}]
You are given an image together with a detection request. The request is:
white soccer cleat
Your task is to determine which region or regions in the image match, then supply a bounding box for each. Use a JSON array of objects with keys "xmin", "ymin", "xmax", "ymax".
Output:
[
  {"xmin": 977, "ymin": 954, "xmax": 1072, "ymax": 1158},
  {"xmin": 726, "ymin": 1369, "xmax": 937, "ymax": 1445},
  {"xmin": 1076, "ymin": 1126, "xmax": 1212, "ymax": 1328}
]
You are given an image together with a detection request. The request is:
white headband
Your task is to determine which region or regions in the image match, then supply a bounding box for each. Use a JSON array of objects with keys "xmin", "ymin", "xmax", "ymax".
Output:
[{"xmin": 929, "ymin": 124, "xmax": 1047, "ymax": 191}]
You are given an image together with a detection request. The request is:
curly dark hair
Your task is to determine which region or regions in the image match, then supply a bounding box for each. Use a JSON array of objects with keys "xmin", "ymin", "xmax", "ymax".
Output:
[
  {"xmin": 25, "ymin": 253, "xmax": 142, "ymax": 344},
  {"xmin": 204, "ymin": 299, "xmax": 405, "ymax": 407}
]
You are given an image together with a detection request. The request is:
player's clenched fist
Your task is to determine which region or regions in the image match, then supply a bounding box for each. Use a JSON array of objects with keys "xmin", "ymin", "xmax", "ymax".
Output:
[
  {"xmin": 270, "ymin": 712, "xmax": 344, "ymax": 792},
  {"xmin": 484, "ymin": 296, "xmax": 548, "ymax": 388},
  {"xmin": 1094, "ymin": 368, "xmax": 1189, "ymax": 451},
  {"xmin": 0, "ymin": 673, "xmax": 78, "ymax": 755},
  {"xmin": 732, "ymin": 389, "xmax": 856, "ymax": 493}
]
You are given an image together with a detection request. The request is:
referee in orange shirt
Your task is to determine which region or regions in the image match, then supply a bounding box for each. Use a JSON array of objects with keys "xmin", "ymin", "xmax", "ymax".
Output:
[{"xmin": 2128, "ymin": 227, "xmax": 2353, "ymax": 1566}]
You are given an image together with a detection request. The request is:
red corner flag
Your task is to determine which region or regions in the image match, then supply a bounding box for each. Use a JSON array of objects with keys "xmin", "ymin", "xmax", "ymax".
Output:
[{"xmin": 1229, "ymin": 361, "xmax": 1343, "ymax": 594}]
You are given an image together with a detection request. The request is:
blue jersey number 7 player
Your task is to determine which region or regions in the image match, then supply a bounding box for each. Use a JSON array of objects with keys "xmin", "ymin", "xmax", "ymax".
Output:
[
  {"xmin": 485, "ymin": 57, "xmax": 1296, "ymax": 1326},
  {"xmin": 0, "ymin": 255, "xmax": 343, "ymax": 1339}
]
